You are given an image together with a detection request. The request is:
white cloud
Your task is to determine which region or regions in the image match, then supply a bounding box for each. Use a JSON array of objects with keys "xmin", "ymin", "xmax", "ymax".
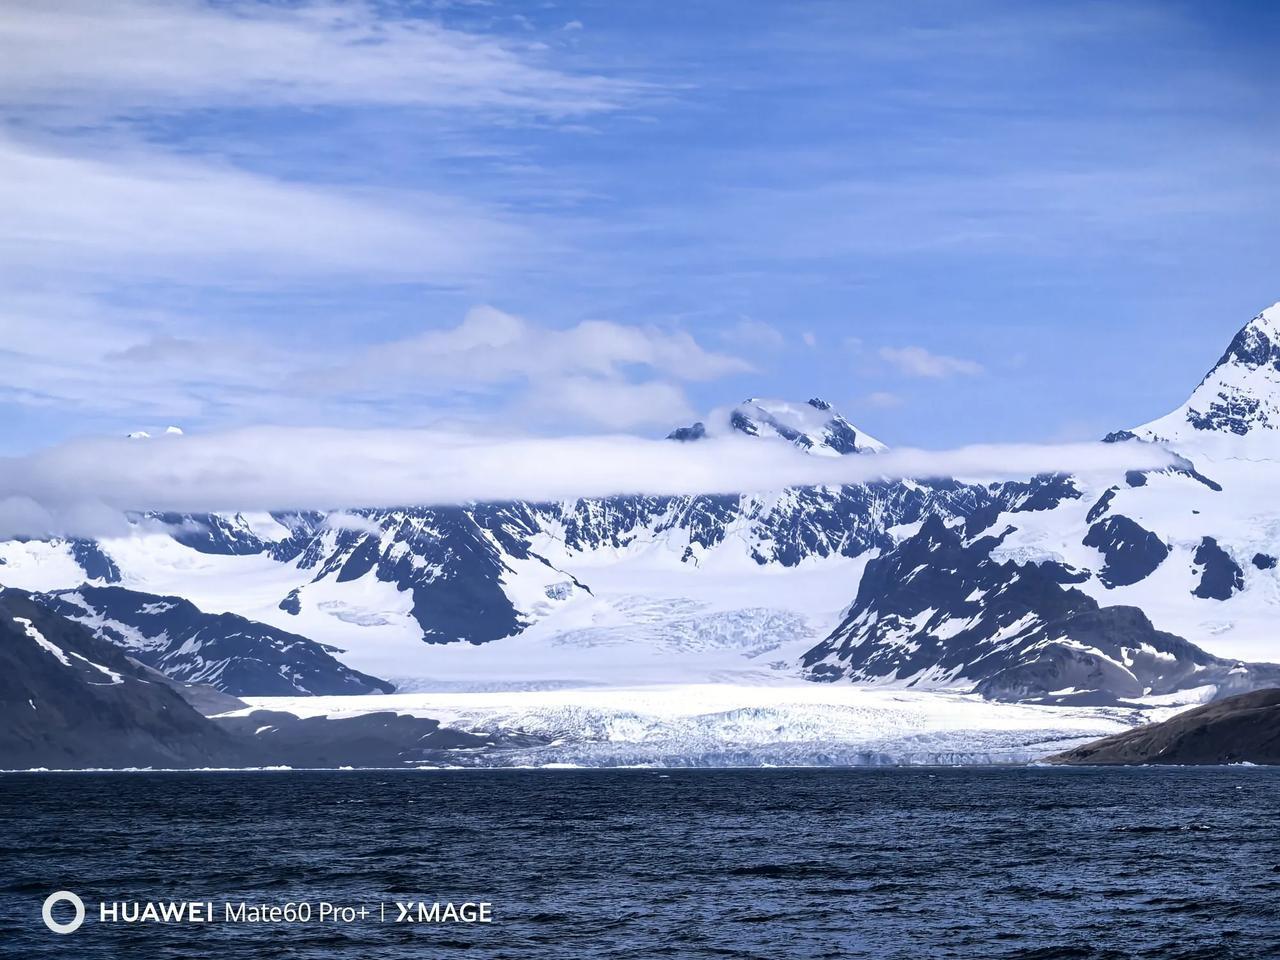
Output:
[
  {"xmin": 0, "ymin": 427, "xmax": 1179, "ymax": 538},
  {"xmin": 322, "ymin": 512, "xmax": 385, "ymax": 536},
  {"xmin": 0, "ymin": 2, "xmax": 640, "ymax": 289},
  {"xmin": 0, "ymin": 0, "xmax": 630, "ymax": 118},
  {"xmin": 0, "ymin": 300, "xmax": 743, "ymax": 432},
  {"xmin": 801, "ymin": 332, "xmax": 818, "ymax": 348},
  {"xmin": 328, "ymin": 305, "xmax": 750, "ymax": 429},
  {"xmin": 723, "ymin": 318, "xmax": 786, "ymax": 350},
  {"xmin": 351, "ymin": 306, "xmax": 751, "ymax": 385},
  {"xmin": 527, "ymin": 378, "xmax": 694, "ymax": 430},
  {"xmin": 0, "ymin": 293, "xmax": 313, "ymax": 420},
  {"xmin": 879, "ymin": 346, "xmax": 985, "ymax": 378},
  {"xmin": 864, "ymin": 391, "xmax": 903, "ymax": 408},
  {"xmin": 0, "ymin": 135, "xmax": 520, "ymax": 283}
]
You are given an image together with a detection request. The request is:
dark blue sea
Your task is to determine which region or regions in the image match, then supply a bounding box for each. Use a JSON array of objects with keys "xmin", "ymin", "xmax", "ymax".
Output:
[{"xmin": 1, "ymin": 768, "xmax": 1278, "ymax": 959}]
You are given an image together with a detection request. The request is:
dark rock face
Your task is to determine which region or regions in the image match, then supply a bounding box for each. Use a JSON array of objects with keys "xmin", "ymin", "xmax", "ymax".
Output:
[
  {"xmin": 1083, "ymin": 516, "xmax": 1169, "ymax": 587},
  {"xmin": 666, "ymin": 422, "xmax": 707, "ymax": 442},
  {"xmin": 808, "ymin": 399, "xmax": 869, "ymax": 454},
  {"xmin": 1086, "ymin": 488, "xmax": 1117, "ymax": 524},
  {"xmin": 1216, "ymin": 316, "xmax": 1280, "ymax": 370},
  {"xmin": 1253, "ymin": 554, "xmax": 1278, "ymax": 571},
  {"xmin": 989, "ymin": 474, "xmax": 1081, "ymax": 513},
  {"xmin": 1187, "ymin": 395, "xmax": 1261, "ymax": 435},
  {"xmin": 1102, "ymin": 429, "xmax": 1139, "ymax": 443},
  {"xmin": 1050, "ymin": 688, "xmax": 1280, "ymax": 765},
  {"xmin": 1191, "ymin": 537, "xmax": 1245, "ymax": 600},
  {"xmin": 278, "ymin": 588, "xmax": 302, "ymax": 614},
  {"xmin": 972, "ymin": 606, "xmax": 1222, "ymax": 704},
  {"xmin": 36, "ymin": 586, "xmax": 393, "ymax": 696},
  {"xmin": 68, "ymin": 540, "xmax": 121, "ymax": 583},
  {"xmin": 0, "ymin": 589, "xmax": 240, "ymax": 769},
  {"xmin": 277, "ymin": 505, "xmax": 542, "ymax": 645},
  {"xmin": 801, "ymin": 517, "xmax": 1269, "ymax": 704},
  {"xmin": 153, "ymin": 512, "xmax": 293, "ymax": 556}
]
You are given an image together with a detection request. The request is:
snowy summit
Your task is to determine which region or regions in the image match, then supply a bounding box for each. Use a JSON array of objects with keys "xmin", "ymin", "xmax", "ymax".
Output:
[
  {"xmin": 669, "ymin": 397, "xmax": 886, "ymax": 456},
  {"xmin": 1129, "ymin": 303, "xmax": 1280, "ymax": 446}
]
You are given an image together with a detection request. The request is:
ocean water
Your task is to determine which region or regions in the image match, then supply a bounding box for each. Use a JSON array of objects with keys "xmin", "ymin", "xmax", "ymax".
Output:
[{"xmin": 1, "ymin": 767, "xmax": 1278, "ymax": 959}]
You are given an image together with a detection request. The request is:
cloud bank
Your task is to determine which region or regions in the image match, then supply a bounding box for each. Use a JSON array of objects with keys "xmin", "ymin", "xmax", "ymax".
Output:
[
  {"xmin": 0, "ymin": 302, "xmax": 746, "ymax": 434},
  {"xmin": 0, "ymin": 428, "xmax": 1179, "ymax": 539}
]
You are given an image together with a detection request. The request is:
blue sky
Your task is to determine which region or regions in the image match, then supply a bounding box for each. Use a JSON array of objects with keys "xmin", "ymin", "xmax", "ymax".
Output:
[{"xmin": 1, "ymin": 0, "xmax": 1277, "ymax": 453}]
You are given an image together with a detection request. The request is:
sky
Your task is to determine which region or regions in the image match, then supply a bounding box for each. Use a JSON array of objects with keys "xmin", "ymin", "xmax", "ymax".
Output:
[{"xmin": 1, "ymin": 0, "xmax": 1277, "ymax": 454}]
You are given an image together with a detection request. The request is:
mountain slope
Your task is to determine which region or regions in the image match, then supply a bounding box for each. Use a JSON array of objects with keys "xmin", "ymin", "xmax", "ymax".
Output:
[
  {"xmin": 800, "ymin": 514, "xmax": 1278, "ymax": 703},
  {"xmin": 36, "ymin": 585, "xmax": 393, "ymax": 696},
  {"xmin": 0, "ymin": 588, "xmax": 241, "ymax": 769},
  {"xmin": 1050, "ymin": 687, "xmax": 1280, "ymax": 765},
  {"xmin": 805, "ymin": 301, "xmax": 1280, "ymax": 696}
]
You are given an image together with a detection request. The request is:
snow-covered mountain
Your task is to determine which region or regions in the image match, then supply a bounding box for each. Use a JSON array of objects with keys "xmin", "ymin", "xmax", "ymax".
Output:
[
  {"xmin": 801, "ymin": 513, "xmax": 1277, "ymax": 704},
  {"xmin": 0, "ymin": 588, "xmax": 240, "ymax": 768},
  {"xmin": 37, "ymin": 585, "xmax": 392, "ymax": 696},
  {"xmin": 670, "ymin": 396, "xmax": 887, "ymax": 454},
  {"xmin": 802, "ymin": 303, "xmax": 1280, "ymax": 700},
  {"xmin": 3, "ymin": 305, "xmax": 1280, "ymax": 708},
  {"xmin": 1, "ymin": 395, "xmax": 993, "ymax": 693}
]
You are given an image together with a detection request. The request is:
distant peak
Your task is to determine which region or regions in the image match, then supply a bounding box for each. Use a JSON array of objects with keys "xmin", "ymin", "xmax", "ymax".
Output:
[
  {"xmin": 666, "ymin": 422, "xmax": 707, "ymax": 443},
  {"xmin": 667, "ymin": 397, "xmax": 885, "ymax": 455},
  {"xmin": 1126, "ymin": 301, "xmax": 1280, "ymax": 445}
]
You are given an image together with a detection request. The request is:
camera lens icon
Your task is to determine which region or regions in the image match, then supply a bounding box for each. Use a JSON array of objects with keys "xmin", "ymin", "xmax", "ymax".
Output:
[{"xmin": 42, "ymin": 891, "xmax": 85, "ymax": 934}]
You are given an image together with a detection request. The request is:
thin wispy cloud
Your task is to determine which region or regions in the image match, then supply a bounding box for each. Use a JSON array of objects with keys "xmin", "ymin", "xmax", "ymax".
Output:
[
  {"xmin": 347, "ymin": 306, "xmax": 749, "ymax": 385},
  {"xmin": 723, "ymin": 318, "xmax": 786, "ymax": 350},
  {"xmin": 880, "ymin": 346, "xmax": 985, "ymax": 379},
  {"xmin": 864, "ymin": 392, "xmax": 903, "ymax": 409},
  {"xmin": 0, "ymin": 0, "xmax": 633, "ymax": 118},
  {"xmin": 0, "ymin": 135, "xmax": 522, "ymax": 284},
  {"xmin": 0, "ymin": 2, "xmax": 636, "ymax": 285}
]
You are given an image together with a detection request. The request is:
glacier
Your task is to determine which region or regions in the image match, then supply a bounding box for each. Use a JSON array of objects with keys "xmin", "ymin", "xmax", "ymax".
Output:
[{"xmin": 220, "ymin": 683, "xmax": 1200, "ymax": 767}]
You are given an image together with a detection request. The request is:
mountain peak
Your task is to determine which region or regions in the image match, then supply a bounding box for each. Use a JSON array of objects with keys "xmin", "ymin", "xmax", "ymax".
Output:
[
  {"xmin": 668, "ymin": 397, "xmax": 885, "ymax": 455},
  {"xmin": 1129, "ymin": 302, "xmax": 1280, "ymax": 445}
]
